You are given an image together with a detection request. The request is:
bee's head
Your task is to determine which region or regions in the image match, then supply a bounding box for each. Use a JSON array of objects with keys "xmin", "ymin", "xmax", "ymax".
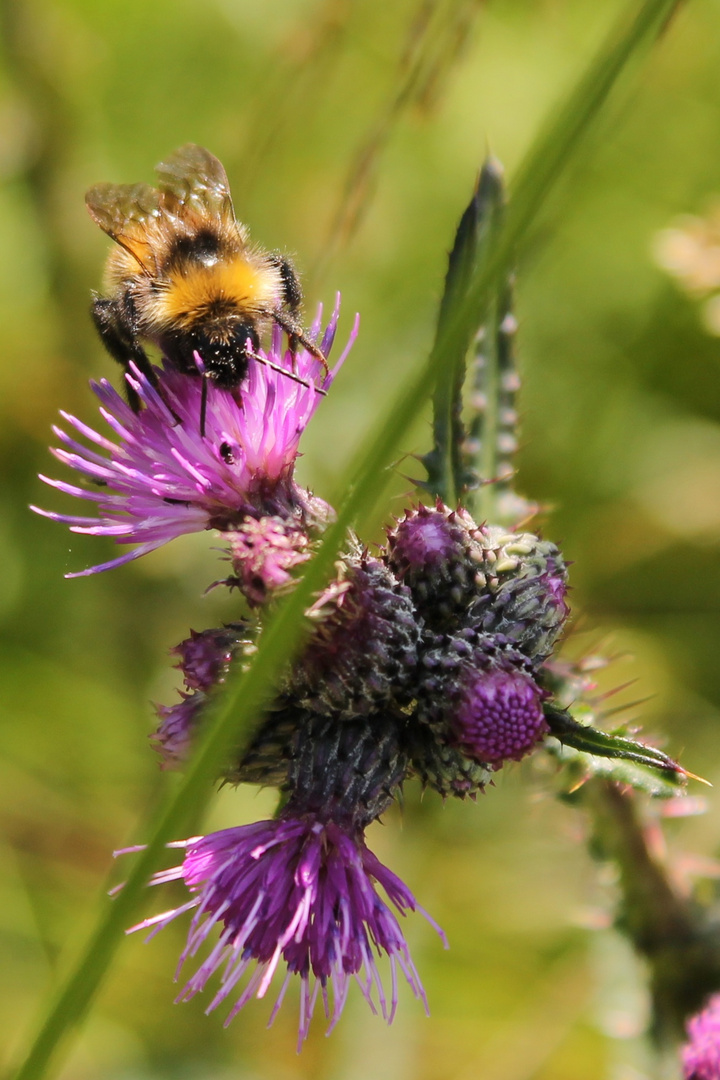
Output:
[{"xmin": 162, "ymin": 323, "xmax": 260, "ymax": 389}]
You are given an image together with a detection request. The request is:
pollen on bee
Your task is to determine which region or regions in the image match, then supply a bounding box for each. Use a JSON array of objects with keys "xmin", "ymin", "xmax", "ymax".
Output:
[{"xmin": 159, "ymin": 259, "xmax": 281, "ymax": 325}]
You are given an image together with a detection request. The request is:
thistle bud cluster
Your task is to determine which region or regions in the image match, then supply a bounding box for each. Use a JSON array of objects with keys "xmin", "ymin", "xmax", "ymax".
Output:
[{"xmin": 152, "ymin": 502, "xmax": 568, "ymax": 797}]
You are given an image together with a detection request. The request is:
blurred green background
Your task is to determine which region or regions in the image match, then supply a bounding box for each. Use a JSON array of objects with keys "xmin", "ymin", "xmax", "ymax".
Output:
[{"xmin": 2, "ymin": 0, "xmax": 720, "ymax": 1077}]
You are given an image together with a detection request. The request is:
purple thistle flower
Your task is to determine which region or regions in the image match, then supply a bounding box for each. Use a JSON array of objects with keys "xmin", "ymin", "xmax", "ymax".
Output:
[
  {"xmin": 683, "ymin": 994, "xmax": 720, "ymax": 1079},
  {"xmin": 33, "ymin": 300, "xmax": 357, "ymax": 576},
  {"xmin": 127, "ymin": 813, "xmax": 446, "ymax": 1047}
]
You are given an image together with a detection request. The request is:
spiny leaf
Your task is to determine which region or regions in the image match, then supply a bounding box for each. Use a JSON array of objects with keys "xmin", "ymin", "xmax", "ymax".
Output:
[
  {"xmin": 545, "ymin": 703, "xmax": 690, "ymax": 785},
  {"xmin": 554, "ymin": 747, "xmax": 688, "ymax": 799}
]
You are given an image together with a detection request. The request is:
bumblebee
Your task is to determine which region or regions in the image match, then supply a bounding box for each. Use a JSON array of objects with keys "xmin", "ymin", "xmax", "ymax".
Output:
[{"xmin": 86, "ymin": 144, "xmax": 326, "ymax": 417}]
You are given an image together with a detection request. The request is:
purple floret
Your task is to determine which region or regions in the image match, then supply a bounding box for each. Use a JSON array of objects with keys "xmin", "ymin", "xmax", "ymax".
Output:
[{"xmin": 452, "ymin": 665, "xmax": 548, "ymax": 766}]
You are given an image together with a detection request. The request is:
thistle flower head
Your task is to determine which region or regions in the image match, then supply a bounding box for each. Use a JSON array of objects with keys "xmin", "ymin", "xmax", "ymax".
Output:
[
  {"xmin": 683, "ymin": 994, "xmax": 720, "ymax": 1079},
  {"xmin": 225, "ymin": 515, "xmax": 317, "ymax": 607},
  {"xmin": 132, "ymin": 814, "xmax": 444, "ymax": 1047},
  {"xmin": 34, "ymin": 301, "xmax": 357, "ymax": 576},
  {"xmin": 469, "ymin": 529, "xmax": 570, "ymax": 664},
  {"xmin": 130, "ymin": 713, "xmax": 442, "ymax": 1045},
  {"xmin": 385, "ymin": 506, "xmax": 570, "ymax": 663}
]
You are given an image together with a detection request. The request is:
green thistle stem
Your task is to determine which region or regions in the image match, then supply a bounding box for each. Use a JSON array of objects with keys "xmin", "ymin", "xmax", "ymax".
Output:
[
  {"xmin": 424, "ymin": 158, "xmax": 505, "ymax": 507},
  {"xmin": 586, "ymin": 780, "xmax": 720, "ymax": 1048}
]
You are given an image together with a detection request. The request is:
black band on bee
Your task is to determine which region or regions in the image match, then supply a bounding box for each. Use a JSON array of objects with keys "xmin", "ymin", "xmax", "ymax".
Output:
[{"xmin": 163, "ymin": 229, "xmax": 224, "ymax": 273}]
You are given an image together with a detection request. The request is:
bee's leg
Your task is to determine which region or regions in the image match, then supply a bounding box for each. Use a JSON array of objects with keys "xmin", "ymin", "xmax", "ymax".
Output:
[
  {"xmin": 267, "ymin": 257, "xmax": 329, "ymax": 375},
  {"xmin": 90, "ymin": 295, "xmax": 156, "ymax": 411},
  {"xmin": 270, "ymin": 308, "xmax": 330, "ymax": 376},
  {"xmin": 270, "ymin": 253, "xmax": 303, "ymax": 320},
  {"xmin": 200, "ymin": 375, "xmax": 209, "ymax": 440},
  {"xmin": 267, "ymin": 253, "xmax": 329, "ymax": 372}
]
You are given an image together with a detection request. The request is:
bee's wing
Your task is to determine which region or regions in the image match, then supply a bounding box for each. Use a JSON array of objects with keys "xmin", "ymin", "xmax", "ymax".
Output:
[
  {"xmin": 85, "ymin": 182, "xmax": 162, "ymax": 273},
  {"xmin": 154, "ymin": 144, "xmax": 237, "ymax": 227}
]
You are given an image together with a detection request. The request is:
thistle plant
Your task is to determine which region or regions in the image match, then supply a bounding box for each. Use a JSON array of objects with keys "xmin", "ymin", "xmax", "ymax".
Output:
[
  {"xmin": 30, "ymin": 181, "xmax": 690, "ymax": 1045},
  {"xmin": 14, "ymin": 1, "xmax": 702, "ymax": 1077},
  {"xmin": 37, "ymin": 276, "xmax": 576, "ymax": 1041}
]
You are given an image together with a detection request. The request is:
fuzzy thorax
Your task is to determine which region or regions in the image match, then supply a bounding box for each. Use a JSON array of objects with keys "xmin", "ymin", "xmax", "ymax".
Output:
[{"xmin": 148, "ymin": 256, "xmax": 283, "ymax": 332}]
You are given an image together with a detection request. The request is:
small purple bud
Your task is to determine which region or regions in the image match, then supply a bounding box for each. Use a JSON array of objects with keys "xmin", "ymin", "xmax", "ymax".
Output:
[
  {"xmin": 153, "ymin": 624, "xmax": 253, "ymax": 769},
  {"xmin": 225, "ymin": 515, "xmax": 313, "ymax": 607},
  {"xmin": 172, "ymin": 624, "xmax": 249, "ymax": 691},
  {"xmin": 417, "ymin": 631, "xmax": 547, "ymax": 769},
  {"xmin": 386, "ymin": 502, "xmax": 486, "ymax": 630},
  {"xmin": 152, "ymin": 693, "xmax": 206, "ymax": 770}
]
